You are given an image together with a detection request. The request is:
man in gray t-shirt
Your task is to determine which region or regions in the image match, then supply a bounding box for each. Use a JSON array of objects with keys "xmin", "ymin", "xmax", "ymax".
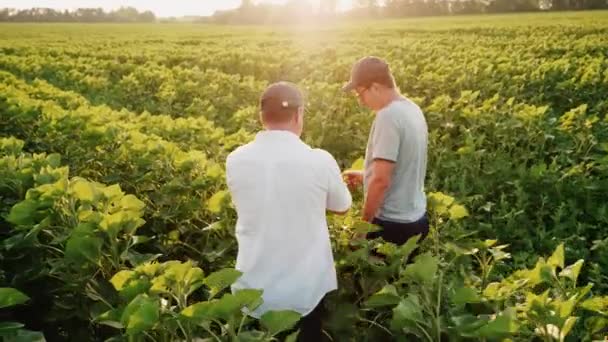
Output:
[{"xmin": 343, "ymin": 56, "xmax": 429, "ymax": 245}]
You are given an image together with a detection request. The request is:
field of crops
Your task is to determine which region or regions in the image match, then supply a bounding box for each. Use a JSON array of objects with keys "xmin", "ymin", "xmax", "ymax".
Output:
[{"xmin": 0, "ymin": 11, "xmax": 607, "ymax": 342}]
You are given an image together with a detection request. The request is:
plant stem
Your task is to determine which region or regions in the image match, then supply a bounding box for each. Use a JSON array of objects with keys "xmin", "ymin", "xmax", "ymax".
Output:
[
  {"xmin": 435, "ymin": 271, "xmax": 444, "ymax": 342},
  {"xmin": 415, "ymin": 322, "xmax": 434, "ymax": 342},
  {"xmin": 359, "ymin": 317, "xmax": 393, "ymax": 336}
]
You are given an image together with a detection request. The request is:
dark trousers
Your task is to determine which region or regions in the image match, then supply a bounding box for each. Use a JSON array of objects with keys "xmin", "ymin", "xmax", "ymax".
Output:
[
  {"xmin": 367, "ymin": 213, "xmax": 430, "ymax": 246},
  {"xmin": 296, "ymin": 297, "xmax": 327, "ymax": 342}
]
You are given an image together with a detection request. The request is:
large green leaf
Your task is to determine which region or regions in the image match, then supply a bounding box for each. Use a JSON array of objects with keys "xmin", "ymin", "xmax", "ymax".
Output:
[
  {"xmin": 580, "ymin": 296, "xmax": 608, "ymax": 315},
  {"xmin": 285, "ymin": 330, "xmax": 300, "ymax": 342},
  {"xmin": 7, "ymin": 199, "xmax": 40, "ymax": 226},
  {"xmin": 349, "ymin": 158, "xmax": 364, "ymax": 171},
  {"xmin": 451, "ymin": 287, "xmax": 481, "ymax": 306},
  {"xmin": 69, "ymin": 178, "xmax": 97, "ymax": 202},
  {"xmin": 120, "ymin": 294, "xmax": 159, "ymax": 335},
  {"xmin": 475, "ymin": 308, "xmax": 517, "ymax": 338},
  {"xmin": 559, "ymin": 259, "xmax": 584, "ymax": 283},
  {"xmin": 449, "ymin": 204, "xmax": 469, "ymax": 220},
  {"xmin": 0, "ymin": 322, "xmax": 24, "ymax": 332},
  {"xmin": 204, "ymin": 268, "xmax": 242, "ymax": 297},
  {"xmin": 120, "ymin": 194, "xmax": 145, "ymax": 212},
  {"xmin": 181, "ymin": 301, "xmax": 215, "ymax": 322},
  {"xmin": 110, "ymin": 270, "xmax": 136, "ymax": 291},
  {"xmin": 364, "ymin": 285, "xmax": 401, "ymax": 308},
  {"xmin": 234, "ymin": 289, "xmax": 263, "ymax": 311},
  {"xmin": 0, "ymin": 288, "xmax": 30, "ymax": 309},
  {"xmin": 260, "ymin": 310, "xmax": 301, "ymax": 336},
  {"xmin": 182, "ymin": 289, "xmax": 262, "ymax": 323},
  {"xmin": 402, "ymin": 253, "xmax": 438, "ymax": 284},
  {"xmin": 399, "ymin": 234, "xmax": 420, "ymax": 262},
  {"xmin": 547, "ymin": 243, "xmax": 565, "ymax": 269},
  {"xmin": 235, "ymin": 330, "xmax": 267, "ymax": 342},
  {"xmin": 2, "ymin": 329, "xmax": 46, "ymax": 342},
  {"xmin": 64, "ymin": 234, "xmax": 103, "ymax": 265},
  {"xmin": 207, "ymin": 190, "xmax": 229, "ymax": 214},
  {"xmin": 390, "ymin": 294, "xmax": 423, "ymax": 331}
]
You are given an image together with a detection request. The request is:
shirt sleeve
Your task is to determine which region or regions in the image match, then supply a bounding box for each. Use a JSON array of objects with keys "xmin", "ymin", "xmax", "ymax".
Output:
[
  {"xmin": 324, "ymin": 152, "xmax": 352, "ymax": 213},
  {"xmin": 371, "ymin": 110, "xmax": 400, "ymax": 162}
]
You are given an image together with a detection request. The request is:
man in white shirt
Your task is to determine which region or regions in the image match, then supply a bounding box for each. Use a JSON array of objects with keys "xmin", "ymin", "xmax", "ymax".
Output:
[
  {"xmin": 343, "ymin": 56, "xmax": 429, "ymax": 246},
  {"xmin": 226, "ymin": 82, "xmax": 352, "ymax": 341}
]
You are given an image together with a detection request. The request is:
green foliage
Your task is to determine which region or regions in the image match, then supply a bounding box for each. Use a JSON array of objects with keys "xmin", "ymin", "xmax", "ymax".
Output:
[{"xmin": 0, "ymin": 12, "xmax": 607, "ymax": 341}]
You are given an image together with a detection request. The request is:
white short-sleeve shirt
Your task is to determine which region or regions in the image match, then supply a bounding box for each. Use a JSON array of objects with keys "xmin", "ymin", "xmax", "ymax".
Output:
[{"xmin": 226, "ymin": 130, "xmax": 352, "ymax": 318}]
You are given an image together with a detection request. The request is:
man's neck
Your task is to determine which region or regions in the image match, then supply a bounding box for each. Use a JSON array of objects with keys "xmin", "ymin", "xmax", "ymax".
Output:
[{"xmin": 374, "ymin": 90, "xmax": 402, "ymax": 113}]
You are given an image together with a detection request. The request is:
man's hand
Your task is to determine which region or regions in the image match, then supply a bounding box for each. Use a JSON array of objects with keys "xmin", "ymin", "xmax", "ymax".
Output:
[{"xmin": 342, "ymin": 170, "xmax": 364, "ymax": 190}]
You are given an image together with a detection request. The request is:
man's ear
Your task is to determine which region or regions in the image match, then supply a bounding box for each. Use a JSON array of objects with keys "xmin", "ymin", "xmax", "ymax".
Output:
[{"xmin": 294, "ymin": 107, "xmax": 303, "ymax": 124}]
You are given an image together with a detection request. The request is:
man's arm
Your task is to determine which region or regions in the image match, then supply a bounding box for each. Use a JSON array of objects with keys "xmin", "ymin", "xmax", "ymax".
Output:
[
  {"xmin": 362, "ymin": 159, "xmax": 395, "ymax": 222},
  {"xmin": 362, "ymin": 110, "xmax": 400, "ymax": 222}
]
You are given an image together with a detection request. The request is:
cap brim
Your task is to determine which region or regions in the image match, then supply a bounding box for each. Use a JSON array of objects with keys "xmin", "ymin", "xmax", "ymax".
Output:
[{"xmin": 342, "ymin": 81, "xmax": 355, "ymax": 92}]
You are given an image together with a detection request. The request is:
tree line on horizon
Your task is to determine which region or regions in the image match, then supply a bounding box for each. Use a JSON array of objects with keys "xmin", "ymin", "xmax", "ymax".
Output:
[{"xmin": 1, "ymin": 0, "xmax": 608, "ymax": 24}]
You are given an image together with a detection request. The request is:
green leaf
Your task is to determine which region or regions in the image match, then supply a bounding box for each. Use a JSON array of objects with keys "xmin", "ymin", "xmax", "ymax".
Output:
[
  {"xmin": 476, "ymin": 308, "xmax": 517, "ymax": 338},
  {"xmin": 547, "ymin": 243, "xmax": 565, "ymax": 269},
  {"xmin": 110, "ymin": 270, "xmax": 136, "ymax": 291},
  {"xmin": 451, "ymin": 287, "xmax": 481, "ymax": 306},
  {"xmin": 119, "ymin": 278, "xmax": 152, "ymax": 302},
  {"xmin": 580, "ymin": 296, "xmax": 608, "ymax": 315},
  {"xmin": 204, "ymin": 268, "xmax": 242, "ymax": 297},
  {"xmin": 285, "ymin": 330, "xmax": 300, "ymax": 342},
  {"xmin": 234, "ymin": 289, "xmax": 263, "ymax": 311},
  {"xmin": 260, "ymin": 310, "xmax": 301, "ymax": 336},
  {"xmin": 560, "ymin": 316, "xmax": 577, "ymax": 339},
  {"xmin": 365, "ymin": 285, "xmax": 401, "ymax": 308},
  {"xmin": 7, "ymin": 199, "xmax": 40, "ymax": 226},
  {"xmin": 451, "ymin": 314, "xmax": 488, "ymax": 336},
  {"xmin": 64, "ymin": 234, "xmax": 103, "ymax": 265},
  {"xmin": 390, "ymin": 294, "xmax": 423, "ymax": 331},
  {"xmin": 101, "ymin": 184, "xmax": 124, "ymax": 200},
  {"xmin": 399, "ymin": 234, "xmax": 420, "ymax": 262},
  {"xmin": 206, "ymin": 190, "xmax": 229, "ymax": 214},
  {"xmin": 120, "ymin": 195, "xmax": 145, "ymax": 212},
  {"xmin": 130, "ymin": 235, "xmax": 152, "ymax": 246},
  {"xmin": 95, "ymin": 309, "xmax": 124, "ymax": 329},
  {"xmin": 181, "ymin": 301, "xmax": 214, "ymax": 321},
  {"xmin": 559, "ymin": 259, "xmax": 583, "ymax": 283},
  {"xmin": 349, "ymin": 158, "xmax": 364, "ymax": 171},
  {"xmin": 46, "ymin": 153, "xmax": 61, "ymax": 168},
  {"xmin": 3, "ymin": 329, "xmax": 46, "ymax": 342},
  {"xmin": 124, "ymin": 251, "xmax": 162, "ymax": 267},
  {"xmin": 120, "ymin": 294, "xmax": 159, "ymax": 335},
  {"xmin": 235, "ymin": 330, "xmax": 267, "ymax": 341},
  {"xmin": 402, "ymin": 253, "xmax": 438, "ymax": 284},
  {"xmin": 206, "ymin": 163, "xmax": 224, "ymax": 179},
  {"xmin": 0, "ymin": 322, "xmax": 24, "ymax": 332},
  {"xmin": 0, "ymin": 288, "xmax": 30, "ymax": 309},
  {"xmin": 449, "ymin": 204, "xmax": 469, "ymax": 220},
  {"xmin": 70, "ymin": 178, "xmax": 96, "ymax": 202}
]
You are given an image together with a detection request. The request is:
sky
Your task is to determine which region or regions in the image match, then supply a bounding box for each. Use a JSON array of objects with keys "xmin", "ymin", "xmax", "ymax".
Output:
[{"xmin": 2, "ymin": 0, "xmax": 355, "ymax": 17}]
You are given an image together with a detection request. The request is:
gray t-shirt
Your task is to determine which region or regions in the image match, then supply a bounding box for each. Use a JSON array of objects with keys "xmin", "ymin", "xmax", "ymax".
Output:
[{"xmin": 363, "ymin": 98, "xmax": 428, "ymax": 223}]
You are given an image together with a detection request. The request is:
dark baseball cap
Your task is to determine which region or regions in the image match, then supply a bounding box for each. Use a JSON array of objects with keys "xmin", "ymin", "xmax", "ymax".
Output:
[
  {"xmin": 260, "ymin": 81, "xmax": 304, "ymax": 113},
  {"xmin": 342, "ymin": 56, "xmax": 392, "ymax": 92}
]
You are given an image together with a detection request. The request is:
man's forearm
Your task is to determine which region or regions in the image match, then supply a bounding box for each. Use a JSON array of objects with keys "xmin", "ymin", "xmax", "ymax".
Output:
[{"xmin": 362, "ymin": 176, "xmax": 390, "ymax": 222}]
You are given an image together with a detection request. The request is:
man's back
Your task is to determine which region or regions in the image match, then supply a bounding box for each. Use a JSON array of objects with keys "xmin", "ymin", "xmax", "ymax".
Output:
[{"xmin": 226, "ymin": 130, "xmax": 351, "ymax": 317}]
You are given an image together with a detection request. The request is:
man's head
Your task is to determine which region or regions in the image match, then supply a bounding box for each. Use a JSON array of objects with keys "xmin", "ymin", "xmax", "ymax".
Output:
[
  {"xmin": 260, "ymin": 82, "xmax": 305, "ymax": 136},
  {"xmin": 343, "ymin": 56, "xmax": 398, "ymax": 111}
]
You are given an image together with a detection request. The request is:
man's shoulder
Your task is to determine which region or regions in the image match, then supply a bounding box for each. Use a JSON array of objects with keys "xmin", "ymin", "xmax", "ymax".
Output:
[
  {"xmin": 310, "ymin": 148, "xmax": 338, "ymax": 165},
  {"xmin": 226, "ymin": 141, "xmax": 256, "ymax": 164},
  {"xmin": 385, "ymin": 99, "xmax": 422, "ymax": 116}
]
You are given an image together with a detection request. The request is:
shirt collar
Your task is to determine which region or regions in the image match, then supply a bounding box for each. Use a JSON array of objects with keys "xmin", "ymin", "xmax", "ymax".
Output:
[{"xmin": 255, "ymin": 130, "xmax": 301, "ymax": 143}]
